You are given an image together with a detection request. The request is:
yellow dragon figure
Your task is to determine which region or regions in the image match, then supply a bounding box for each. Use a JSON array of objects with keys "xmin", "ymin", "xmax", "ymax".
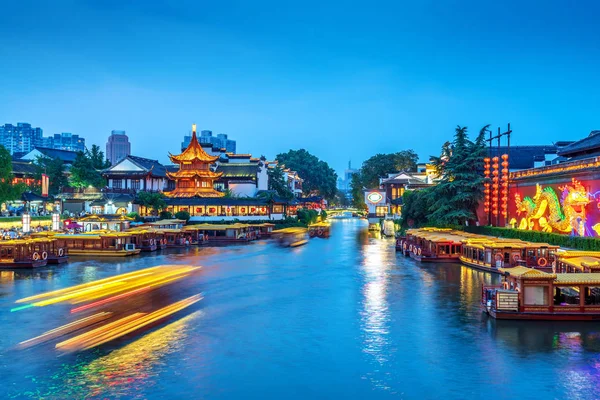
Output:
[{"xmin": 514, "ymin": 179, "xmax": 590, "ymax": 236}]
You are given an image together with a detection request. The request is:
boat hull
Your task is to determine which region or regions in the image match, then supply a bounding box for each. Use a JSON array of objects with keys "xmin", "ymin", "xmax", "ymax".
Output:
[
  {"xmin": 487, "ymin": 307, "xmax": 600, "ymax": 321},
  {"xmin": 67, "ymin": 249, "xmax": 141, "ymax": 257},
  {"xmin": 0, "ymin": 259, "xmax": 48, "ymax": 268},
  {"xmin": 47, "ymin": 256, "xmax": 69, "ymax": 264},
  {"xmin": 459, "ymin": 257, "xmax": 503, "ymax": 274},
  {"xmin": 409, "ymin": 252, "xmax": 461, "ymax": 263}
]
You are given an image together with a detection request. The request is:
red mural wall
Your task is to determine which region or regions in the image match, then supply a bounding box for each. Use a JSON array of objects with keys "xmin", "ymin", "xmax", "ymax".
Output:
[{"xmin": 501, "ymin": 175, "xmax": 600, "ymax": 237}]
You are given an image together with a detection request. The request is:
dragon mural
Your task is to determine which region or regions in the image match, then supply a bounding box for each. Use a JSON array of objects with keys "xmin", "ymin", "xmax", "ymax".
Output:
[{"xmin": 514, "ymin": 178, "xmax": 590, "ymax": 236}]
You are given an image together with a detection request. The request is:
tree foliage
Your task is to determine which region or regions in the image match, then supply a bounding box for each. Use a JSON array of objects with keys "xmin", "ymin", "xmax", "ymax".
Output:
[
  {"xmin": 296, "ymin": 208, "xmax": 319, "ymax": 225},
  {"xmin": 89, "ymin": 144, "xmax": 111, "ymax": 169},
  {"xmin": 400, "ymin": 125, "xmax": 489, "ymax": 227},
  {"xmin": 136, "ymin": 191, "xmax": 167, "ymax": 216},
  {"xmin": 33, "ymin": 155, "xmax": 68, "ymax": 195},
  {"xmin": 349, "ymin": 150, "xmax": 418, "ymax": 208},
  {"xmin": 0, "ymin": 145, "xmax": 27, "ymax": 205},
  {"xmin": 275, "ymin": 149, "xmax": 337, "ymax": 200},
  {"xmin": 359, "ymin": 151, "xmax": 419, "ymax": 188},
  {"xmin": 267, "ymin": 165, "xmax": 294, "ymax": 200},
  {"xmin": 69, "ymin": 150, "xmax": 105, "ymax": 189},
  {"xmin": 174, "ymin": 210, "xmax": 191, "ymax": 222}
]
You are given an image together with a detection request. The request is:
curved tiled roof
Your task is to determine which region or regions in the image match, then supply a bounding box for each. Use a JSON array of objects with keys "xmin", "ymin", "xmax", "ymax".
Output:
[{"xmin": 169, "ymin": 131, "xmax": 220, "ymax": 163}]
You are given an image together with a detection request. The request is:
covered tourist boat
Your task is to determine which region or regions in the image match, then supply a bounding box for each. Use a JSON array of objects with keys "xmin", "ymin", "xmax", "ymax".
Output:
[
  {"xmin": 460, "ymin": 238, "xmax": 559, "ymax": 273},
  {"xmin": 76, "ymin": 214, "xmax": 134, "ymax": 232},
  {"xmin": 125, "ymin": 228, "xmax": 160, "ymax": 252},
  {"xmin": 53, "ymin": 233, "xmax": 141, "ymax": 256},
  {"xmin": 482, "ymin": 266, "xmax": 600, "ymax": 320},
  {"xmin": 308, "ymin": 222, "xmax": 331, "ymax": 238},
  {"xmin": 0, "ymin": 238, "xmax": 51, "ymax": 268},
  {"xmin": 192, "ymin": 224, "xmax": 255, "ymax": 244},
  {"xmin": 158, "ymin": 229, "xmax": 189, "ymax": 248},
  {"xmin": 400, "ymin": 228, "xmax": 464, "ymax": 262},
  {"xmin": 556, "ymin": 251, "xmax": 600, "ymax": 273},
  {"xmin": 249, "ymin": 223, "xmax": 275, "ymax": 238},
  {"xmin": 273, "ymin": 227, "xmax": 308, "ymax": 247},
  {"xmin": 29, "ymin": 232, "xmax": 69, "ymax": 264}
]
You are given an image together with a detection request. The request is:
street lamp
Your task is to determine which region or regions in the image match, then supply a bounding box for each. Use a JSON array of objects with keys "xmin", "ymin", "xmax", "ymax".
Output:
[
  {"xmin": 22, "ymin": 213, "xmax": 31, "ymax": 234},
  {"xmin": 52, "ymin": 212, "xmax": 60, "ymax": 231}
]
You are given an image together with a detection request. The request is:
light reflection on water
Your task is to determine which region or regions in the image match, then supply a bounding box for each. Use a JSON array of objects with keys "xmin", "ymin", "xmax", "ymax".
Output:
[{"xmin": 43, "ymin": 310, "xmax": 202, "ymax": 400}]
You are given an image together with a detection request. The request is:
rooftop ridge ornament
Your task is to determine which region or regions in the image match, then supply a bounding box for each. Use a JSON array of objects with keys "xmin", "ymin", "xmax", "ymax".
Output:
[{"xmin": 164, "ymin": 123, "xmax": 224, "ymax": 198}]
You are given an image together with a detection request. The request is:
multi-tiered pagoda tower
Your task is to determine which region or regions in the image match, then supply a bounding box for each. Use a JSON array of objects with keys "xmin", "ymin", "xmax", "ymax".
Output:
[{"xmin": 165, "ymin": 124, "xmax": 224, "ymax": 198}]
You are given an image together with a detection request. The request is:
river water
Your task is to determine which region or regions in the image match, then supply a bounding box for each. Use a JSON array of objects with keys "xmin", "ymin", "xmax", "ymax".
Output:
[{"xmin": 1, "ymin": 219, "xmax": 600, "ymax": 399}]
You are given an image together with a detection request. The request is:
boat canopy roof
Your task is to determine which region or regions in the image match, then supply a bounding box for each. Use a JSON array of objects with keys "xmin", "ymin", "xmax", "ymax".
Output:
[
  {"xmin": 499, "ymin": 266, "xmax": 555, "ymax": 279},
  {"xmin": 275, "ymin": 227, "xmax": 307, "ymax": 234},
  {"xmin": 559, "ymin": 256, "xmax": 600, "ymax": 271},
  {"xmin": 147, "ymin": 219, "xmax": 186, "ymax": 226},
  {"xmin": 0, "ymin": 238, "xmax": 52, "ymax": 246},
  {"xmin": 554, "ymin": 273, "xmax": 600, "ymax": 285},
  {"xmin": 54, "ymin": 233, "xmax": 133, "ymax": 239}
]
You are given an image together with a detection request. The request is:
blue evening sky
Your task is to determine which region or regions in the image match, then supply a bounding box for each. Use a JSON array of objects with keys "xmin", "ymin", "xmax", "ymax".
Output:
[{"xmin": 1, "ymin": 1, "xmax": 599, "ymax": 175}]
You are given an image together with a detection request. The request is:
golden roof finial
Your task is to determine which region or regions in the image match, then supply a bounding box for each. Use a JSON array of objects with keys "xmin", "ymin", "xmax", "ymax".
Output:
[{"xmin": 192, "ymin": 123, "xmax": 196, "ymax": 134}]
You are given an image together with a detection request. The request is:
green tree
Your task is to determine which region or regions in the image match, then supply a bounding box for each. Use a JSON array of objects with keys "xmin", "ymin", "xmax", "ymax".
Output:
[
  {"xmin": 89, "ymin": 144, "xmax": 111, "ymax": 169},
  {"xmin": 136, "ymin": 191, "xmax": 167, "ymax": 216},
  {"xmin": 174, "ymin": 210, "xmax": 191, "ymax": 222},
  {"xmin": 275, "ymin": 149, "xmax": 337, "ymax": 199},
  {"xmin": 159, "ymin": 210, "xmax": 173, "ymax": 219},
  {"xmin": 267, "ymin": 165, "xmax": 294, "ymax": 200},
  {"xmin": 359, "ymin": 150, "xmax": 419, "ymax": 188},
  {"xmin": 33, "ymin": 156, "xmax": 68, "ymax": 195},
  {"xmin": 427, "ymin": 125, "xmax": 488, "ymax": 225},
  {"xmin": 350, "ymin": 173, "xmax": 367, "ymax": 209},
  {"xmin": 69, "ymin": 151, "xmax": 105, "ymax": 189},
  {"xmin": 0, "ymin": 145, "xmax": 27, "ymax": 205}
]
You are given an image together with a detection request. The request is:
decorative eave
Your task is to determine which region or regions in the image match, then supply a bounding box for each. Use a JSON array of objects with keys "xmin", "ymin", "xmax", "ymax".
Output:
[
  {"xmin": 164, "ymin": 189, "xmax": 225, "ymax": 198},
  {"xmin": 169, "ymin": 128, "xmax": 220, "ymax": 164},
  {"xmin": 166, "ymin": 170, "xmax": 223, "ymax": 180}
]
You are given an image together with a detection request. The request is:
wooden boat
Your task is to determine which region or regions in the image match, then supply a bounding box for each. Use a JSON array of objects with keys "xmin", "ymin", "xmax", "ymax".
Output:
[
  {"xmin": 308, "ymin": 222, "xmax": 330, "ymax": 238},
  {"xmin": 556, "ymin": 251, "xmax": 600, "ymax": 273},
  {"xmin": 125, "ymin": 228, "xmax": 159, "ymax": 252},
  {"xmin": 0, "ymin": 238, "xmax": 51, "ymax": 268},
  {"xmin": 460, "ymin": 238, "xmax": 559, "ymax": 273},
  {"xmin": 273, "ymin": 227, "xmax": 308, "ymax": 247},
  {"xmin": 53, "ymin": 233, "xmax": 141, "ymax": 256},
  {"xmin": 400, "ymin": 228, "xmax": 464, "ymax": 262},
  {"xmin": 192, "ymin": 224, "xmax": 254, "ymax": 244},
  {"xmin": 482, "ymin": 266, "xmax": 600, "ymax": 320},
  {"xmin": 29, "ymin": 232, "xmax": 69, "ymax": 264},
  {"xmin": 249, "ymin": 223, "xmax": 275, "ymax": 238},
  {"xmin": 158, "ymin": 229, "xmax": 189, "ymax": 248},
  {"xmin": 77, "ymin": 214, "xmax": 134, "ymax": 232}
]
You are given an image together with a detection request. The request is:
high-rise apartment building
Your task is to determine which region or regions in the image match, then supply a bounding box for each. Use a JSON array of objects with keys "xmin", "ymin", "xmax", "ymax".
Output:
[
  {"xmin": 0, "ymin": 123, "xmax": 44, "ymax": 155},
  {"xmin": 50, "ymin": 132, "xmax": 86, "ymax": 152},
  {"xmin": 106, "ymin": 130, "xmax": 131, "ymax": 165},
  {"xmin": 181, "ymin": 128, "xmax": 236, "ymax": 153}
]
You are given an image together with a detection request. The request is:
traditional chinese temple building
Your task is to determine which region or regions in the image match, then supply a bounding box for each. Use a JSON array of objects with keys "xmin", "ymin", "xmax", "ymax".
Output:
[
  {"xmin": 165, "ymin": 125, "xmax": 224, "ymax": 198},
  {"xmin": 480, "ymin": 130, "xmax": 600, "ymax": 237},
  {"xmin": 149, "ymin": 125, "xmax": 291, "ymax": 222}
]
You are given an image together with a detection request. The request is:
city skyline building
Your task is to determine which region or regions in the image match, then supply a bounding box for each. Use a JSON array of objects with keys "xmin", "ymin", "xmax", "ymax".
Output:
[
  {"xmin": 0, "ymin": 122, "xmax": 87, "ymax": 154},
  {"xmin": 182, "ymin": 127, "xmax": 236, "ymax": 153},
  {"xmin": 106, "ymin": 130, "xmax": 131, "ymax": 165},
  {"xmin": 48, "ymin": 132, "xmax": 86, "ymax": 152},
  {"xmin": 0, "ymin": 123, "xmax": 44, "ymax": 155}
]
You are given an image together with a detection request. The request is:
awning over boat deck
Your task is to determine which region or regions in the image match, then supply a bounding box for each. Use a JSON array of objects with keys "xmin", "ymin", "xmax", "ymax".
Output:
[
  {"xmin": 498, "ymin": 266, "xmax": 555, "ymax": 279},
  {"xmin": 559, "ymin": 256, "xmax": 600, "ymax": 271},
  {"xmin": 554, "ymin": 273, "xmax": 600, "ymax": 285}
]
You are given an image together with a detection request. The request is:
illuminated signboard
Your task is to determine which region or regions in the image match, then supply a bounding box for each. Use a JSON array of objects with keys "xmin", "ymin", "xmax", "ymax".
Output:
[{"xmin": 367, "ymin": 192, "xmax": 383, "ymax": 204}]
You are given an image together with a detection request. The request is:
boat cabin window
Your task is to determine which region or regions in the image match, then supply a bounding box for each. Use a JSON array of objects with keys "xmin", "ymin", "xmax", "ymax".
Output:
[
  {"xmin": 584, "ymin": 287, "xmax": 600, "ymax": 305},
  {"xmin": 554, "ymin": 287, "xmax": 580, "ymax": 306},
  {"xmin": 524, "ymin": 286, "xmax": 549, "ymax": 306},
  {"xmin": 0, "ymin": 248, "xmax": 14, "ymax": 259}
]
